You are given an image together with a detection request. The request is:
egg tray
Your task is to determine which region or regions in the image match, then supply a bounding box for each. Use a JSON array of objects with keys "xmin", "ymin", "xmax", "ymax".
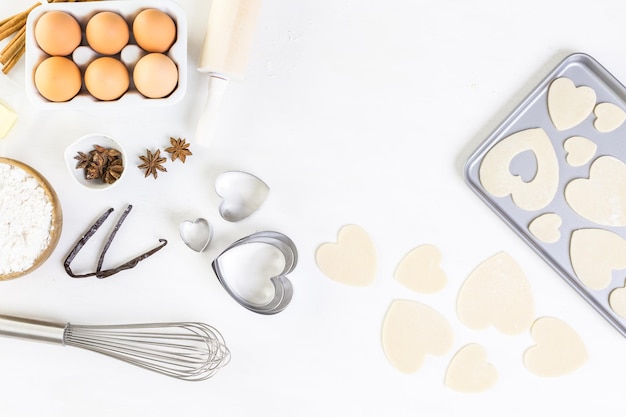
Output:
[
  {"xmin": 24, "ymin": 0, "xmax": 187, "ymax": 108},
  {"xmin": 464, "ymin": 53, "xmax": 626, "ymax": 337}
]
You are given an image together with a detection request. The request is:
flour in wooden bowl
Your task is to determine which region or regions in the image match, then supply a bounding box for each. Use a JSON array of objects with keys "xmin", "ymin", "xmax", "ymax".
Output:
[{"xmin": 0, "ymin": 158, "xmax": 62, "ymax": 279}]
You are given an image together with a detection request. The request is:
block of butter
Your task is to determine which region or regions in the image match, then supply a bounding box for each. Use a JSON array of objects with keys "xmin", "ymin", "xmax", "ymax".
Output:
[{"xmin": 0, "ymin": 101, "xmax": 16, "ymax": 138}]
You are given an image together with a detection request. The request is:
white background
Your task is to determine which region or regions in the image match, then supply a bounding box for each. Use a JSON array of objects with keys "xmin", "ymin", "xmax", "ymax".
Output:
[{"xmin": 1, "ymin": 0, "xmax": 625, "ymax": 415}]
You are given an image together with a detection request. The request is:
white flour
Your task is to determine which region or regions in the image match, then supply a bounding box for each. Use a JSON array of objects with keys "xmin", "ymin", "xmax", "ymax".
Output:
[{"xmin": 0, "ymin": 162, "xmax": 53, "ymax": 275}]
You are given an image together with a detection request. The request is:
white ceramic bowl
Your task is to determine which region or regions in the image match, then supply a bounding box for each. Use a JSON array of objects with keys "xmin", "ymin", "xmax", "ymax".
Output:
[
  {"xmin": 24, "ymin": 0, "xmax": 187, "ymax": 109},
  {"xmin": 64, "ymin": 133, "xmax": 127, "ymax": 190}
]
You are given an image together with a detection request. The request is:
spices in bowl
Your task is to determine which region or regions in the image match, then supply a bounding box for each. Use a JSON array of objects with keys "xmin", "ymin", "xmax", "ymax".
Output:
[
  {"xmin": 65, "ymin": 133, "xmax": 126, "ymax": 190},
  {"xmin": 74, "ymin": 144, "xmax": 124, "ymax": 184},
  {"xmin": 0, "ymin": 158, "xmax": 63, "ymax": 280}
]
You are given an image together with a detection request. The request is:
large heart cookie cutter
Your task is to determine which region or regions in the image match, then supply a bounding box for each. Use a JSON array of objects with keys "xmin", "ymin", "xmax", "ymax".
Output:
[{"xmin": 212, "ymin": 231, "xmax": 297, "ymax": 314}]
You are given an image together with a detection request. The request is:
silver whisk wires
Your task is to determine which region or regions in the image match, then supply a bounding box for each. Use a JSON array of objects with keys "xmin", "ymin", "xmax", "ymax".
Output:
[{"xmin": 0, "ymin": 315, "xmax": 230, "ymax": 381}]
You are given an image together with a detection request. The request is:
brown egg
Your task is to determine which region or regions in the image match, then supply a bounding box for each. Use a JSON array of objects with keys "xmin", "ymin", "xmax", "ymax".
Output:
[
  {"xmin": 86, "ymin": 11, "xmax": 129, "ymax": 55},
  {"xmin": 133, "ymin": 9, "xmax": 176, "ymax": 53},
  {"xmin": 34, "ymin": 56, "xmax": 82, "ymax": 102},
  {"xmin": 133, "ymin": 53, "xmax": 178, "ymax": 98},
  {"xmin": 84, "ymin": 57, "xmax": 129, "ymax": 101},
  {"xmin": 34, "ymin": 11, "xmax": 82, "ymax": 56}
]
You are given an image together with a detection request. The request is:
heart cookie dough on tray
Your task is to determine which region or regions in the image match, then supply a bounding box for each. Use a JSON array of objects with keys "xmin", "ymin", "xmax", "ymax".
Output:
[
  {"xmin": 593, "ymin": 102, "xmax": 626, "ymax": 133},
  {"xmin": 565, "ymin": 156, "xmax": 626, "ymax": 227},
  {"xmin": 528, "ymin": 212, "xmax": 562, "ymax": 244},
  {"xmin": 547, "ymin": 77, "xmax": 596, "ymax": 131},
  {"xmin": 464, "ymin": 53, "xmax": 626, "ymax": 338},
  {"xmin": 563, "ymin": 136, "xmax": 596, "ymax": 167},
  {"xmin": 478, "ymin": 128, "xmax": 559, "ymax": 212},
  {"xmin": 570, "ymin": 228, "xmax": 626, "ymax": 291},
  {"xmin": 609, "ymin": 285, "xmax": 626, "ymax": 319}
]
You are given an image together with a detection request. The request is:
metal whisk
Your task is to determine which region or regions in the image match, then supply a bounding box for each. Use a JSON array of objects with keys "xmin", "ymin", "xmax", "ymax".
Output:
[{"xmin": 0, "ymin": 315, "xmax": 230, "ymax": 381}]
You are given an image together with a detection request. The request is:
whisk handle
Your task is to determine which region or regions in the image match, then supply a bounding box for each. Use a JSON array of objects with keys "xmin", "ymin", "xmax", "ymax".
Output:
[{"xmin": 0, "ymin": 315, "xmax": 66, "ymax": 345}]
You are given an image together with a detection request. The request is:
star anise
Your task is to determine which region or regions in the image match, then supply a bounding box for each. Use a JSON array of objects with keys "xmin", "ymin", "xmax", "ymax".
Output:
[
  {"xmin": 90, "ymin": 149, "xmax": 108, "ymax": 169},
  {"xmin": 138, "ymin": 149, "xmax": 167, "ymax": 179},
  {"xmin": 104, "ymin": 158, "xmax": 124, "ymax": 184},
  {"xmin": 95, "ymin": 145, "xmax": 122, "ymax": 159},
  {"xmin": 85, "ymin": 161, "xmax": 104, "ymax": 180},
  {"xmin": 75, "ymin": 145, "xmax": 124, "ymax": 184},
  {"xmin": 164, "ymin": 137, "xmax": 192, "ymax": 163},
  {"xmin": 74, "ymin": 151, "xmax": 91, "ymax": 169}
]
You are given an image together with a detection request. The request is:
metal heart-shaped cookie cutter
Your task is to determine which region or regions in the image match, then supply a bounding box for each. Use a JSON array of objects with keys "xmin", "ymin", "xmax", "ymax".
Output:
[
  {"xmin": 211, "ymin": 231, "xmax": 297, "ymax": 315},
  {"xmin": 179, "ymin": 218, "xmax": 213, "ymax": 252}
]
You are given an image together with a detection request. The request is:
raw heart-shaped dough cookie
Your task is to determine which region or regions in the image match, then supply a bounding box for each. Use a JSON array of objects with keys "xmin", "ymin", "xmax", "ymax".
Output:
[
  {"xmin": 565, "ymin": 156, "xmax": 626, "ymax": 227},
  {"xmin": 315, "ymin": 225, "xmax": 377, "ymax": 286},
  {"xmin": 479, "ymin": 128, "xmax": 558, "ymax": 211},
  {"xmin": 548, "ymin": 77, "xmax": 596, "ymax": 131},
  {"xmin": 609, "ymin": 287, "xmax": 626, "ymax": 319},
  {"xmin": 570, "ymin": 228, "xmax": 626, "ymax": 290},
  {"xmin": 445, "ymin": 344, "xmax": 497, "ymax": 393},
  {"xmin": 609, "ymin": 284, "xmax": 626, "ymax": 319},
  {"xmin": 381, "ymin": 299, "xmax": 453, "ymax": 374},
  {"xmin": 394, "ymin": 244, "xmax": 446, "ymax": 293},
  {"xmin": 457, "ymin": 252, "xmax": 534, "ymax": 335},
  {"xmin": 594, "ymin": 102, "xmax": 626, "ymax": 133},
  {"xmin": 563, "ymin": 136, "xmax": 597, "ymax": 167},
  {"xmin": 528, "ymin": 212, "xmax": 562, "ymax": 244},
  {"xmin": 524, "ymin": 317, "xmax": 587, "ymax": 377}
]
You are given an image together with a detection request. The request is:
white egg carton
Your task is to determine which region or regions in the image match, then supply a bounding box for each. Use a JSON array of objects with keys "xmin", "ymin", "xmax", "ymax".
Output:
[{"xmin": 24, "ymin": 0, "xmax": 187, "ymax": 109}]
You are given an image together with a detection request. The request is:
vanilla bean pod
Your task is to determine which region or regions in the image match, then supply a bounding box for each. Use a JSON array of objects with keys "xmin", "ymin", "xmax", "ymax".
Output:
[
  {"xmin": 96, "ymin": 204, "xmax": 133, "ymax": 273},
  {"xmin": 94, "ymin": 240, "xmax": 168, "ymax": 278},
  {"xmin": 64, "ymin": 208, "xmax": 114, "ymax": 277},
  {"xmin": 64, "ymin": 205, "xmax": 167, "ymax": 279}
]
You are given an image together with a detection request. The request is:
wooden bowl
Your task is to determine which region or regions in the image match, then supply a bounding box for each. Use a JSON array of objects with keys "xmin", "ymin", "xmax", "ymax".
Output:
[{"xmin": 0, "ymin": 157, "xmax": 63, "ymax": 280}]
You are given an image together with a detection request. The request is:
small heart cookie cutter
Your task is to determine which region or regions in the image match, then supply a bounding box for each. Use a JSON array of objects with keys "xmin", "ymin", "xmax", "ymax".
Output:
[
  {"xmin": 212, "ymin": 231, "xmax": 297, "ymax": 315},
  {"xmin": 179, "ymin": 218, "xmax": 213, "ymax": 252}
]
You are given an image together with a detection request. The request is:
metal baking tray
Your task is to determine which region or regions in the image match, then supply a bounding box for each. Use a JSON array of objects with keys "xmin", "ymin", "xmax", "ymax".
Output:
[{"xmin": 464, "ymin": 52, "xmax": 626, "ymax": 337}]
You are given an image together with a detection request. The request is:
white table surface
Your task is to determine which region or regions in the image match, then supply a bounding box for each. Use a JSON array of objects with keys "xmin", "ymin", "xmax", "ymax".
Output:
[{"xmin": 1, "ymin": 0, "xmax": 626, "ymax": 415}]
